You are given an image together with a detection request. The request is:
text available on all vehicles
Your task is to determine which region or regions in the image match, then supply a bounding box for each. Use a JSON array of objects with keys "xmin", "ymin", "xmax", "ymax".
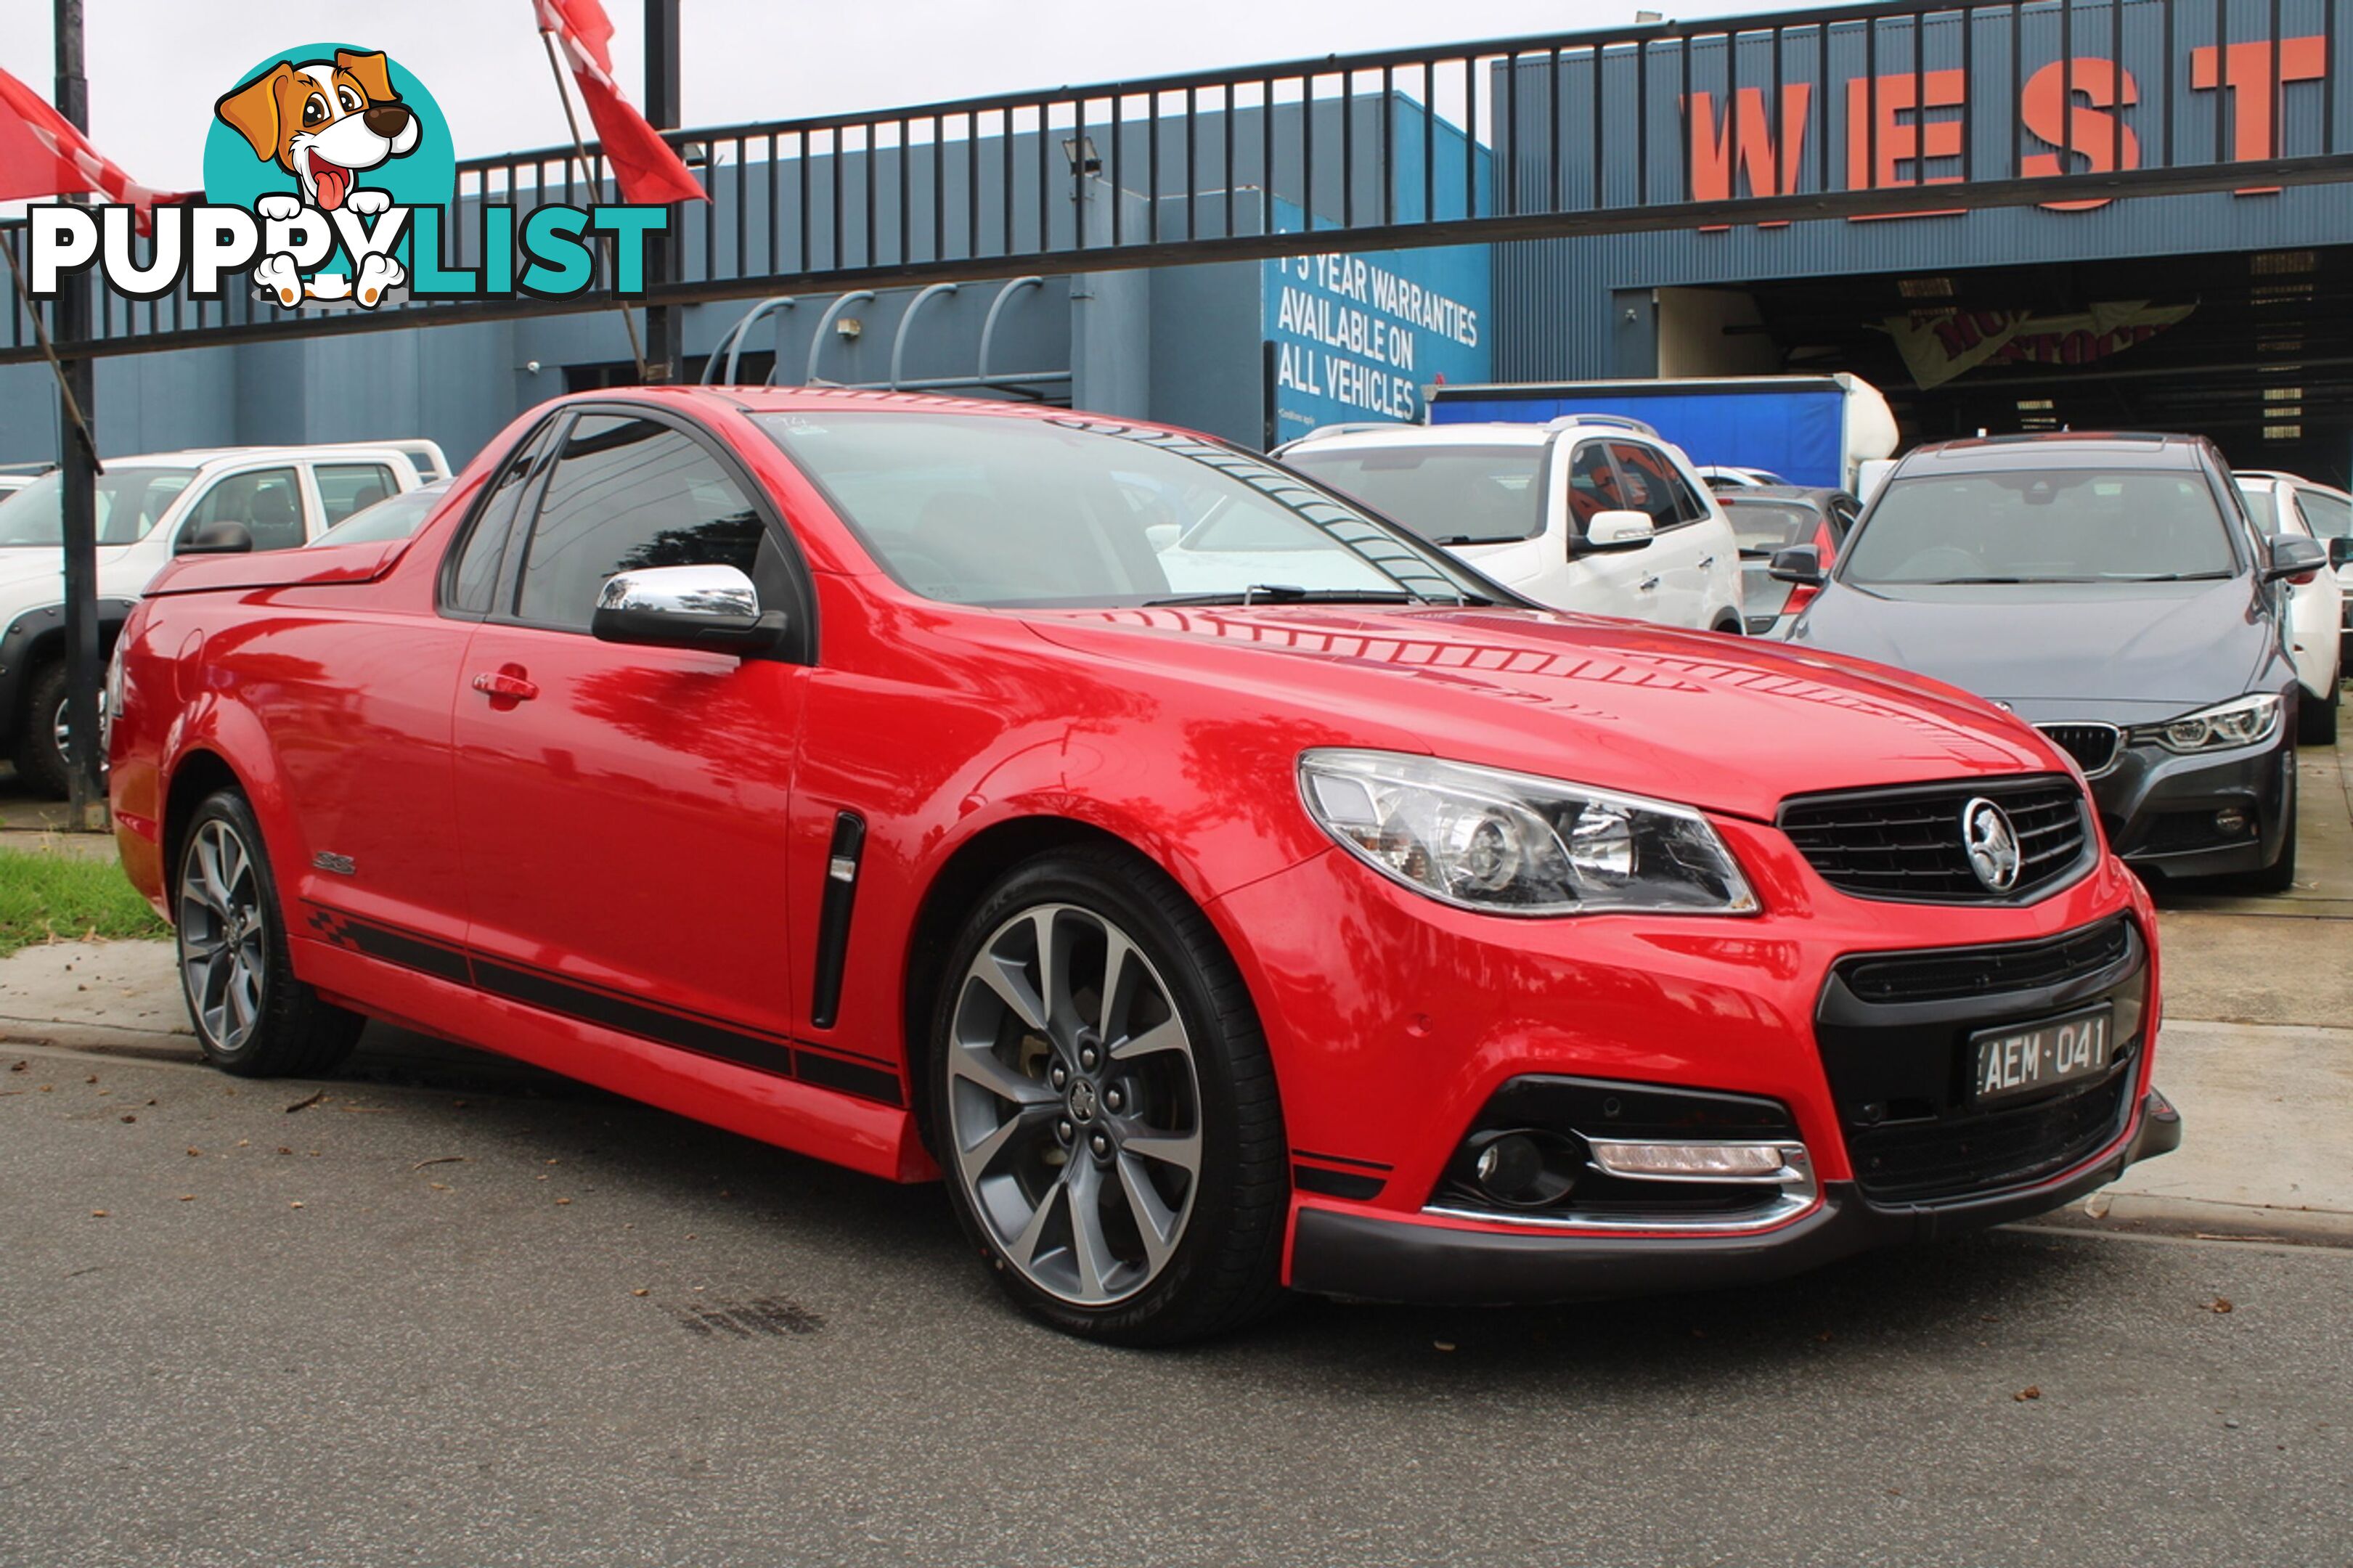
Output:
[{"xmin": 111, "ymin": 389, "xmax": 2175, "ymax": 1347}]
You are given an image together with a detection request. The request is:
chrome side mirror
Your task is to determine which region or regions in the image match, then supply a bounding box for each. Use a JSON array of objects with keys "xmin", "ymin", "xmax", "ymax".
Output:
[
  {"xmin": 175, "ymin": 520, "xmax": 253, "ymax": 555},
  {"xmin": 591, "ymin": 564, "xmax": 787, "ymax": 655}
]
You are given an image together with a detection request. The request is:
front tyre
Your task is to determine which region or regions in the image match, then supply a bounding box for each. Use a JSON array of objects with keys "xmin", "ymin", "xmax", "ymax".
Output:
[
  {"xmin": 175, "ymin": 790, "xmax": 364, "ymax": 1078},
  {"xmin": 12, "ymin": 661, "xmax": 72, "ymax": 799},
  {"xmin": 2298, "ymin": 676, "xmax": 2339, "ymax": 746},
  {"xmin": 931, "ymin": 846, "xmax": 1286, "ymax": 1345}
]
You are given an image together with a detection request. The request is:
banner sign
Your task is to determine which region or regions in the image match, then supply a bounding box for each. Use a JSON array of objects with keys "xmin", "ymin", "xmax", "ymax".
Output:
[
  {"xmin": 1886, "ymin": 301, "xmax": 2197, "ymax": 388},
  {"xmin": 1262, "ymin": 200, "xmax": 1490, "ymax": 443}
]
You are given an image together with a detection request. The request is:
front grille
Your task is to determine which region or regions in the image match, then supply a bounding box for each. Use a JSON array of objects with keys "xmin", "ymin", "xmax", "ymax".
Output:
[
  {"xmin": 1843, "ymin": 1069, "xmax": 2134, "ymax": 1202},
  {"xmin": 2035, "ymin": 722, "xmax": 2121, "ymax": 777},
  {"xmin": 1779, "ymin": 775, "xmax": 2092, "ymax": 902},
  {"xmin": 1817, "ymin": 920, "xmax": 2148, "ymax": 1205},
  {"xmin": 1840, "ymin": 918, "xmax": 2132, "ymax": 1005}
]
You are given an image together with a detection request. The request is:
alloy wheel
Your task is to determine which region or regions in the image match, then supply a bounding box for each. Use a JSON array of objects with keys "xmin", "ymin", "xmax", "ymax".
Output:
[
  {"xmin": 178, "ymin": 818, "xmax": 268, "ymax": 1051},
  {"xmin": 944, "ymin": 903, "xmax": 1203, "ymax": 1307}
]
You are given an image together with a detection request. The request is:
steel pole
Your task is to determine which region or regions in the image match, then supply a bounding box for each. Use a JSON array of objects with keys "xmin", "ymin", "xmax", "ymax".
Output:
[
  {"xmin": 54, "ymin": 0, "xmax": 105, "ymax": 830},
  {"xmin": 642, "ymin": 0, "xmax": 683, "ymax": 383}
]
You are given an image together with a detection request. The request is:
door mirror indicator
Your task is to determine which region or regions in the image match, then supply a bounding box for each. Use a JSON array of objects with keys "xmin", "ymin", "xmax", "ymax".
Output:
[
  {"xmin": 590, "ymin": 565, "xmax": 788, "ymax": 655},
  {"xmin": 1583, "ymin": 510, "xmax": 1655, "ymax": 552}
]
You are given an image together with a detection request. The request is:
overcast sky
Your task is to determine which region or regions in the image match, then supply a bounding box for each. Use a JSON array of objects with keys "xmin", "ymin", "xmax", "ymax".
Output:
[{"xmin": 1, "ymin": 0, "xmax": 1758, "ymax": 192}]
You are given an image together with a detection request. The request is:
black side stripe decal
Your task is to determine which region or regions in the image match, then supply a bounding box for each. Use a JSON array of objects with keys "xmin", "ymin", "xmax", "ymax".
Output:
[
  {"xmin": 305, "ymin": 907, "xmax": 472, "ymax": 984},
  {"xmin": 471, "ymin": 958, "xmax": 799, "ymax": 1078},
  {"xmin": 303, "ymin": 902, "xmax": 903, "ymax": 1108}
]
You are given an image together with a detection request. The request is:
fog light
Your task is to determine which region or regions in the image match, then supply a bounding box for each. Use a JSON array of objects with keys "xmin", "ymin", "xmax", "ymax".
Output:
[
  {"xmin": 1586, "ymin": 1140, "xmax": 1802, "ymax": 1183},
  {"xmin": 2213, "ymin": 807, "xmax": 2251, "ymax": 837},
  {"xmin": 1469, "ymin": 1129, "xmax": 1580, "ymax": 1208}
]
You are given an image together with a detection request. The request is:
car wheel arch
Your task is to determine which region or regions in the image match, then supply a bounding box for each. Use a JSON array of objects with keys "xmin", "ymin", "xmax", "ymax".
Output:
[
  {"xmin": 161, "ymin": 747, "xmax": 246, "ymax": 899},
  {"xmin": 897, "ymin": 814, "xmax": 1269, "ymax": 1161}
]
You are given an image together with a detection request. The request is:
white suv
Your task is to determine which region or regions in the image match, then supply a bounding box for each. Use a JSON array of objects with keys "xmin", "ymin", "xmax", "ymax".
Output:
[
  {"xmin": 0, "ymin": 444, "xmax": 428, "ymax": 795},
  {"xmin": 1279, "ymin": 418, "xmax": 1747, "ymax": 633},
  {"xmin": 2235, "ymin": 470, "xmax": 2346, "ymax": 745}
]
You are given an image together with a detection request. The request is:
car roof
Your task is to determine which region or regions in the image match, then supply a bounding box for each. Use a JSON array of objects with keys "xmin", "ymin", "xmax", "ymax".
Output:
[
  {"xmin": 1716, "ymin": 485, "xmax": 1853, "ymax": 507},
  {"xmin": 1897, "ymin": 431, "xmax": 2209, "ymax": 473},
  {"xmin": 115, "ymin": 444, "xmax": 425, "ymax": 470},
  {"xmin": 1280, "ymin": 422, "xmax": 1555, "ymax": 450}
]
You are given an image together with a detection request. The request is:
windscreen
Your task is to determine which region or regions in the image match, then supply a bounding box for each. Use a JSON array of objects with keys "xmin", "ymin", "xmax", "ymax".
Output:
[
  {"xmin": 1842, "ymin": 469, "xmax": 2238, "ymax": 585},
  {"xmin": 1281, "ymin": 445, "xmax": 1546, "ymax": 545},
  {"xmin": 0, "ymin": 466, "xmax": 195, "ymax": 547},
  {"xmin": 1722, "ymin": 499, "xmax": 1822, "ymax": 556},
  {"xmin": 757, "ymin": 412, "xmax": 1496, "ymax": 608},
  {"xmin": 312, "ymin": 484, "xmax": 444, "ymax": 547}
]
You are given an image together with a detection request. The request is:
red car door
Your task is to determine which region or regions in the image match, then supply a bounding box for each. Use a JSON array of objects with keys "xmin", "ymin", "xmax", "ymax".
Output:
[{"xmin": 450, "ymin": 409, "xmax": 813, "ymax": 1069}]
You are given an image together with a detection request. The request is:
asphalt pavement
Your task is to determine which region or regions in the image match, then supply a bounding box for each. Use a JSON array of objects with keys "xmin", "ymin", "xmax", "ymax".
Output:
[{"xmin": 4, "ymin": 1042, "xmax": 2349, "ymax": 1568}]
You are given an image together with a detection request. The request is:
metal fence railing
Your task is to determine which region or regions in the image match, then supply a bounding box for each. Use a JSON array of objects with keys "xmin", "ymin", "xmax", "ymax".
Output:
[{"xmin": 8, "ymin": 0, "xmax": 2353, "ymax": 362}]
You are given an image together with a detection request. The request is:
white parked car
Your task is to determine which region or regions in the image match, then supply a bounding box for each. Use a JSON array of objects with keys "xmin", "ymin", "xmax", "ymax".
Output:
[
  {"xmin": 1277, "ymin": 418, "xmax": 1747, "ymax": 633},
  {"xmin": 2235, "ymin": 470, "xmax": 2346, "ymax": 744},
  {"xmin": 0, "ymin": 444, "xmax": 428, "ymax": 795},
  {"xmin": 1696, "ymin": 464, "xmax": 1792, "ymax": 491}
]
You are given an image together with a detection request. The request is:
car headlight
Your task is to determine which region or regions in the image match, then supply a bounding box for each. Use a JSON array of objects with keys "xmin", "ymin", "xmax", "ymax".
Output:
[
  {"xmin": 2133, "ymin": 694, "xmax": 2283, "ymax": 754},
  {"xmin": 1297, "ymin": 749, "xmax": 1758, "ymax": 915}
]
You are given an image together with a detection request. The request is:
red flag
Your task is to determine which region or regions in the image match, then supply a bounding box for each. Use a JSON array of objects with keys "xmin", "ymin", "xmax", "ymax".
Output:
[
  {"xmin": 535, "ymin": 0, "xmax": 707, "ymax": 206},
  {"xmin": 0, "ymin": 65, "xmax": 185, "ymax": 233}
]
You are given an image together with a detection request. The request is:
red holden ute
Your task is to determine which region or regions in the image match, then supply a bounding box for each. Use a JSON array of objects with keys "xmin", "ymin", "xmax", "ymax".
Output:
[{"xmin": 109, "ymin": 388, "xmax": 2179, "ymax": 1344}]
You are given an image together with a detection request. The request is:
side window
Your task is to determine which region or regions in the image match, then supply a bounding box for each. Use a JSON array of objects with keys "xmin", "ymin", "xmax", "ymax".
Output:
[
  {"xmin": 1564, "ymin": 440, "xmax": 1621, "ymax": 536},
  {"xmin": 1604, "ymin": 442, "xmax": 1686, "ymax": 531},
  {"xmin": 446, "ymin": 428, "xmax": 550, "ymax": 617},
  {"xmin": 2294, "ymin": 487, "xmax": 2351, "ymax": 542},
  {"xmin": 514, "ymin": 416, "xmax": 767, "ymax": 633},
  {"xmin": 184, "ymin": 467, "xmax": 304, "ymax": 552},
  {"xmin": 314, "ymin": 463, "xmax": 397, "ymax": 528}
]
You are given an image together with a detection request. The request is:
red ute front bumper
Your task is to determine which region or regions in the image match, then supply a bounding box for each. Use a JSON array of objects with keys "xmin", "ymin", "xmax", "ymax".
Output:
[{"xmin": 1208, "ymin": 816, "xmax": 2176, "ymax": 1306}]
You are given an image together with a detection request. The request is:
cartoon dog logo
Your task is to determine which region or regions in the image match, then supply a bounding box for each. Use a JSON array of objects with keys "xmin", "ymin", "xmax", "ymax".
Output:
[{"xmin": 215, "ymin": 50, "xmax": 418, "ymax": 307}]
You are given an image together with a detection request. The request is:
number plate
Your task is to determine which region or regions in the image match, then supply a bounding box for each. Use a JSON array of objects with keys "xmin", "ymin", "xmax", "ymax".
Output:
[{"xmin": 1969, "ymin": 1005, "xmax": 2113, "ymax": 1106}]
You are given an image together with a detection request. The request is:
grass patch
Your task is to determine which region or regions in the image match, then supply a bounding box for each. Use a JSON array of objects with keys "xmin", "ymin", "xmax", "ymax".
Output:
[{"xmin": 0, "ymin": 846, "xmax": 166, "ymax": 959}]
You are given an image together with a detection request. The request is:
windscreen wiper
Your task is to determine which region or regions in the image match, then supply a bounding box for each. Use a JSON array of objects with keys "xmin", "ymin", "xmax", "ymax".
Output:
[
  {"xmin": 1143, "ymin": 586, "xmax": 1432, "ymax": 607},
  {"xmin": 1914, "ymin": 575, "xmax": 2095, "ymax": 584},
  {"xmin": 2096, "ymin": 571, "xmax": 2232, "ymax": 581}
]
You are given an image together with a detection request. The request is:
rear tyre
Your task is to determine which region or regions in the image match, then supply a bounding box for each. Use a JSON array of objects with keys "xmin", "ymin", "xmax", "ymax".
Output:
[
  {"xmin": 175, "ymin": 789, "xmax": 364, "ymax": 1078},
  {"xmin": 2299, "ymin": 677, "xmax": 2339, "ymax": 746},
  {"xmin": 930, "ymin": 844, "xmax": 1286, "ymax": 1346},
  {"xmin": 11, "ymin": 661, "xmax": 71, "ymax": 799}
]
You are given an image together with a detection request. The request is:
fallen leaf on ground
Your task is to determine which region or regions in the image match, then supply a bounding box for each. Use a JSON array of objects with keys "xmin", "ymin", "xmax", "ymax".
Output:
[
  {"xmin": 177, "ymin": 1195, "xmax": 193, "ymax": 1201},
  {"xmin": 2209, "ymin": 1298, "xmax": 2234, "ymax": 1314},
  {"xmin": 288, "ymin": 1201, "xmax": 304, "ymax": 1209},
  {"xmin": 89, "ymin": 1209, "xmax": 108, "ymax": 1218},
  {"xmin": 283, "ymin": 1089, "xmax": 326, "ymax": 1114},
  {"xmin": 2015, "ymin": 1387, "xmax": 2042, "ymax": 1401},
  {"xmin": 412, "ymin": 1156, "xmax": 466, "ymax": 1172},
  {"xmin": 632, "ymin": 1289, "xmax": 650, "ymax": 1297}
]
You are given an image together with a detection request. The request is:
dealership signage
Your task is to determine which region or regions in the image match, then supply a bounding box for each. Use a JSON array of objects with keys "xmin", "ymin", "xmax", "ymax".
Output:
[
  {"xmin": 1263, "ymin": 201, "xmax": 1490, "ymax": 441},
  {"xmin": 1686, "ymin": 31, "xmax": 2329, "ymax": 220}
]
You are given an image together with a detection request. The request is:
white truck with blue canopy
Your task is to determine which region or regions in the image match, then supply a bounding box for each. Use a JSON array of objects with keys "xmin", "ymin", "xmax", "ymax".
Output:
[{"xmin": 1424, "ymin": 374, "xmax": 1899, "ymax": 497}]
